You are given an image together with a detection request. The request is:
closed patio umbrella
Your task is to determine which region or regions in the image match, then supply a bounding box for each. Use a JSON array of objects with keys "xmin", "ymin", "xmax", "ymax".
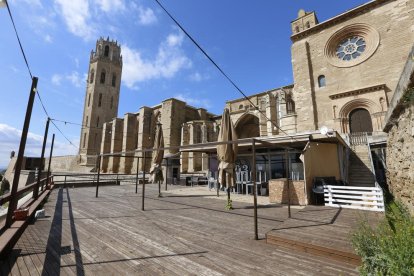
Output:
[
  {"xmin": 217, "ymin": 108, "xmax": 238, "ymax": 209},
  {"xmin": 150, "ymin": 122, "xmax": 164, "ymax": 196}
]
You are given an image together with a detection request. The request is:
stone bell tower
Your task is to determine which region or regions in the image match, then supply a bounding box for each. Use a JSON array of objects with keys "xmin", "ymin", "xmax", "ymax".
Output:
[{"xmin": 79, "ymin": 37, "xmax": 122, "ymax": 165}]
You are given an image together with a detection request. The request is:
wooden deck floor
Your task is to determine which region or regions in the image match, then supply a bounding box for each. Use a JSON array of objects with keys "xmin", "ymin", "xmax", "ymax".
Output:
[{"xmin": 0, "ymin": 184, "xmax": 363, "ymax": 275}]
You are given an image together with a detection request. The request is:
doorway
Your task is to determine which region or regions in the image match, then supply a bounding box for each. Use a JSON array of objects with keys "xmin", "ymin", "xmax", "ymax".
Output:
[{"xmin": 349, "ymin": 108, "xmax": 373, "ymax": 133}]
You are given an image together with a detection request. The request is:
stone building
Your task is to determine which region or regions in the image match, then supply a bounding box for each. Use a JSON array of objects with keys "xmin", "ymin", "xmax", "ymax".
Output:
[
  {"xmin": 79, "ymin": 38, "xmax": 122, "ymax": 166},
  {"xmin": 74, "ymin": 0, "xmax": 414, "ymax": 205},
  {"xmin": 98, "ymin": 99, "xmax": 218, "ymax": 174}
]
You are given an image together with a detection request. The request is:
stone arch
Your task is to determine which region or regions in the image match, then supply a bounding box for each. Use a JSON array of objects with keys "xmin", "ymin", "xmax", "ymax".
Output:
[
  {"xmin": 235, "ymin": 113, "xmax": 260, "ymax": 139},
  {"xmin": 338, "ymin": 98, "xmax": 381, "ymax": 133}
]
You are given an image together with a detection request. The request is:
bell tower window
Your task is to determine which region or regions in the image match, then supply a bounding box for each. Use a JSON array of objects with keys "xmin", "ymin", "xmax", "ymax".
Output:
[
  {"xmin": 104, "ymin": 45, "xmax": 109, "ymax": 57},
  {"xmin": 87, "ymin": 94, "xmax": 91, "ymax": 107},
  {"xmin": 98, "ymin": 93, "xmax": 102, "ymax": 107},
  {"xmin": 100, "ymin": 70, "xmax": 106, "ymax": 84},
  {"xmin": 112, "ymin": 74, "xmax": 116, "ymax": 87},
  {"xmin": 90, "ymin": 69, "xmax": 94, "ymax": 84},
  {"xmin": 83, "ymin": 133, "xmax": 87, "ymax": 148}
]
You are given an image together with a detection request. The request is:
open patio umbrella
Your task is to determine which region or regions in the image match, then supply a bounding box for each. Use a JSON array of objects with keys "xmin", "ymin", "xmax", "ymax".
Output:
[
  {"xmin": 149, "ymin": 122, "xmax": 164, "ymax": 196},
  {"xmin": 217, "ymin": 108, "xmax": 238, "ymax": 209}
]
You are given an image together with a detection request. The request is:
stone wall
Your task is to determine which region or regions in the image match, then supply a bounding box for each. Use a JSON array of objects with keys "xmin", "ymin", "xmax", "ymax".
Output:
[
  {"xmin": 269, "ymin": 179, "xmax": 307, "ymax": 205},
  {"xmin": 386, "ymin": 103, "xmax": 414, "ymax": 213}
]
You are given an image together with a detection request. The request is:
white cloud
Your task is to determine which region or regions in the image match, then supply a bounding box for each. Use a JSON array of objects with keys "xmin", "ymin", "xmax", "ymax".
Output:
[
  {"xmin": 174, "ymin": 93, "xmax": 211, "ymax": 109},
  {"xmin": 54, "ymin": 0, "xmax": 95, "ymax": 40},
  {"xmin": 51, "ymin": 74, "xmax": 62, "ymax": 85},
  {"xmin": 51, "ymin": 71, "xmax": 85, "ymax": 87},
  {"xmin": 0, "ymin": 123, "xmax": 78, "ymax": 168},
  {"xmin": 44, "ymin": 34, "xmax": 53, "ymax": 43},
  {"xmin": 138, "ymin": 6, "xmax": 157, "ymax": 25},
  {"xmin": 94, "ymin": 0, "xmax": 125, "ymax": 13},
  {"xmin": 122, "ymin": 31, "xmax": 191, "ymax": 88},
  {"xmin": 189, "ymin": 72, "xmax": 209, "ymax": 82},
  {"xmin": 66, "ymin": 71, "xmax": 83, "ymax": 87}
]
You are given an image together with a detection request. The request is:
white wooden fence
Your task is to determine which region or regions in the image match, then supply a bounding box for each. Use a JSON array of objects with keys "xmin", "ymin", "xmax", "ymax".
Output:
[{"xmin": 324, "ymin": 185, "xmax": 385, "ymax": 212}]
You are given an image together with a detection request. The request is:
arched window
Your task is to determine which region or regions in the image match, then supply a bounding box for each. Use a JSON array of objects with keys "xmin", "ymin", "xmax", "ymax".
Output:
[
  {"xmin": 104, "ymin": 45, "xmax": 109, "ymax": 57},
  {"xmin": 239, "ymin": 104, "xmax": 243, "ymax": 110},
  {"xmin": 306, "ymin": 21, "xmax": 310, "ymax": 29},
  {"xmin": 98, "ymin": 93, "xmax": 102, "ymax": 107},
  {"xmin": 286, "ymin": 94, "xmax": 295, "ymax": 114},
  {"xmin": 295, "ymin": 26, "xmax": 299, "ymax": 33},
  {"xmin": 89, "ymin": 69, "xmax": 95, "ymax": 84},
  {"xmin": 100, "ymin": 70, "xmax": 106, "ymax": 84},
  {"xmin": 87, "ymin": 94, "xmax": 91, "ymax": 107},
  {"xmin": 112, "ymin": 74, "xmax": 116, "ymax": 87},
  {"xmin": 110, "ymin": 96, "xmax": 114, "ymax": 109},
  {"xmin": 318, "ymin": 75, "xmax": 326, "ymax": 88},
  {"xmin": 96, "ymin": 116, "xmax": 100, "ymax": 127}
]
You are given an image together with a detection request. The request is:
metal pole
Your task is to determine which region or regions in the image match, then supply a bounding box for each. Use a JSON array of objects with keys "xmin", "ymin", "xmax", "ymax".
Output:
[
  {"xmin": 46, "ymin": 133, "xmax": 55, "ymax": 188},
  {"xmin": 35, "ymin": 117, "xmax": 49, "ymax": 198},
  {"xmin": 95, "ymin": 155, "xmax": 101, "ymax": 197},
  {"xmin": 135, "ymin": 157, "xmax": 140, "ymax": 194},
  {"xmin": 165, "ymin": 158, "xmax": 168, "ymax": 191},
  {"xmin": 252, "ymin": 139, "xmax": 258, "ymax": 240},
  {"xmin": 285, "ymin": 149, "xmax": 291, "ymax": 218},
  {"xmin": 6, "ymin": 77, "xmax": 38, "ymax": 228},
  {"xmin": 142, "ymin": 152, "xmax": 146, "ymax": 211}
]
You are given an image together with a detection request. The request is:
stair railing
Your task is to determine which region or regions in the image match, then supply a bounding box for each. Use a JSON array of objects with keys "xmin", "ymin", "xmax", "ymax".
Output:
[
  {"xmin": 349, "ymin": 132, "xmax": 368, "ymax": 146},
  {"xmin": 365, "ymin": 132, "xmax": 380, "ymax": 189}
]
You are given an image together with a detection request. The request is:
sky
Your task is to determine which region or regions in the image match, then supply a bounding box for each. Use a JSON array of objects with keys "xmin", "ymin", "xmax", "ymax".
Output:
[{"xmin": 0, "ymin": 0, "xmax": 369, "ymax": 168}]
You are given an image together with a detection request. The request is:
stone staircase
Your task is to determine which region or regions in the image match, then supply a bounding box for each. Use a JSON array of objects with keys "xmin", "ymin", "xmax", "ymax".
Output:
[{"xmin": 348, "ymin": 140, "xmax": 376, "ymax": 187}]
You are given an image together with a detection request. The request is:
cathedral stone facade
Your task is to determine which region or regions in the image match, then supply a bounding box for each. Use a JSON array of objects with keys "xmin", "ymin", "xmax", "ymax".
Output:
[{"xmin": 79, "ymin": 0, "xmax": 414, "ymax": 177}]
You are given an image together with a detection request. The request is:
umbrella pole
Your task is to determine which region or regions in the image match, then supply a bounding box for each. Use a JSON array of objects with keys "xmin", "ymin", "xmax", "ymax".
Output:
[
  {"xmin": 226, "ymin": 184, "xmax": 233, "ymax": 210},
  {"xmin": 135, "ymin": 156, "xmax": 139, "ymax": 194},
  {"xmin": 285, "ymin": 149, "xmax": 291, "ymax": 218},
  {"xmin": 142, "ymin": 153, "xmax": 146, "ymax": 211},
  {"xmin": 252, "ymin": 139, "xmax": 258, "ymax": 240},
  {"xmin": 158, "ymin": 180, "xmax": 161, "ymax": 197}
]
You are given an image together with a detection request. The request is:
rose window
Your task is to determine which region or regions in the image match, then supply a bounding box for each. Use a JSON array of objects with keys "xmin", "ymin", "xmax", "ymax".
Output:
[{"xmin": 336, "ymin": 36, "xmax": 366, "ymax": 61}]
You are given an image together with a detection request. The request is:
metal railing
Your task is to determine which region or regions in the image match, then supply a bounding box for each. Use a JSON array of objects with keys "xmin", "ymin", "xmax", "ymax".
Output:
[
  {"xmin": 348, "ymin": 132, "xmax": 369, "ymax": 145},
  {"xmin": 324, "ymin": 185, "xmax": 384, "ymax": 212}
]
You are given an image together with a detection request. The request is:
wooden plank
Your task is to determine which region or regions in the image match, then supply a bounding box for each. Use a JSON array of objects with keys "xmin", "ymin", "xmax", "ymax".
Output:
[{"xmin": 3, "ymin": 184, "xmax": 365, "ymax": 275}]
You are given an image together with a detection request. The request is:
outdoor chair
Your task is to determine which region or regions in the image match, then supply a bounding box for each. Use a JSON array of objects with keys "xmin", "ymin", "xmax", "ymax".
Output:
[
  {"xmin": 189, "ymin": 176, "xmax": 199, "ymax": 187},
  {"xmin": 312, "ymin": 177, "xmax": 327, "ymax": 205}
]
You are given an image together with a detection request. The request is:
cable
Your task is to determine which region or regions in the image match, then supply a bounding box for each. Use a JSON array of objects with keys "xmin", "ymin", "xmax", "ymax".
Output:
[
  {"xmin": 51, "ymin": 118, "xmax": 103, "ymax": 130},
  {"xmin": 5, "ymin": 0, "xmax": 81, "ymax": 149},
  {"xmin": 50, "ymin": 120, "xmax": 79, "ymax": 150},
  {"xmin": 5, "ymin": 0, "xmax": 33, "ymax": 79},
  {"xmin": 154, "ymin": 0, "xmax": 301, "ymax": 143},
  {"xmin": 35, "ymin": 90, "xmax": 50, "ymax": 117}
]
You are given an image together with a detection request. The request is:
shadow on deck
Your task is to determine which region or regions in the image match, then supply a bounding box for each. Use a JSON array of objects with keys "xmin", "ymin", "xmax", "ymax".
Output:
[
  {"xmin": 266, "ymin": 205, "xmax": 383, "ymax": 266},
  {"xmin": 0, "ymin": 184, "xmax": 371, "ymax": 275}
]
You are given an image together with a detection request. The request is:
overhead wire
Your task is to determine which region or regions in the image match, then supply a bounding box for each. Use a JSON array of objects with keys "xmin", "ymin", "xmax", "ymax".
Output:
[
  {"xmin": 51, "ymin": 118, "xmax": 103, "ymax": 130},
  {"xmin": 5, "ymin": 0, "xmax": 78, "ymax": 149},
  {"xmin": 5, "ymin": 0, "xmax": 33, "ymax": 79},
  {"xmin": 153, "ymin": 0, "xmax": 301, "ymax": 143}
]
